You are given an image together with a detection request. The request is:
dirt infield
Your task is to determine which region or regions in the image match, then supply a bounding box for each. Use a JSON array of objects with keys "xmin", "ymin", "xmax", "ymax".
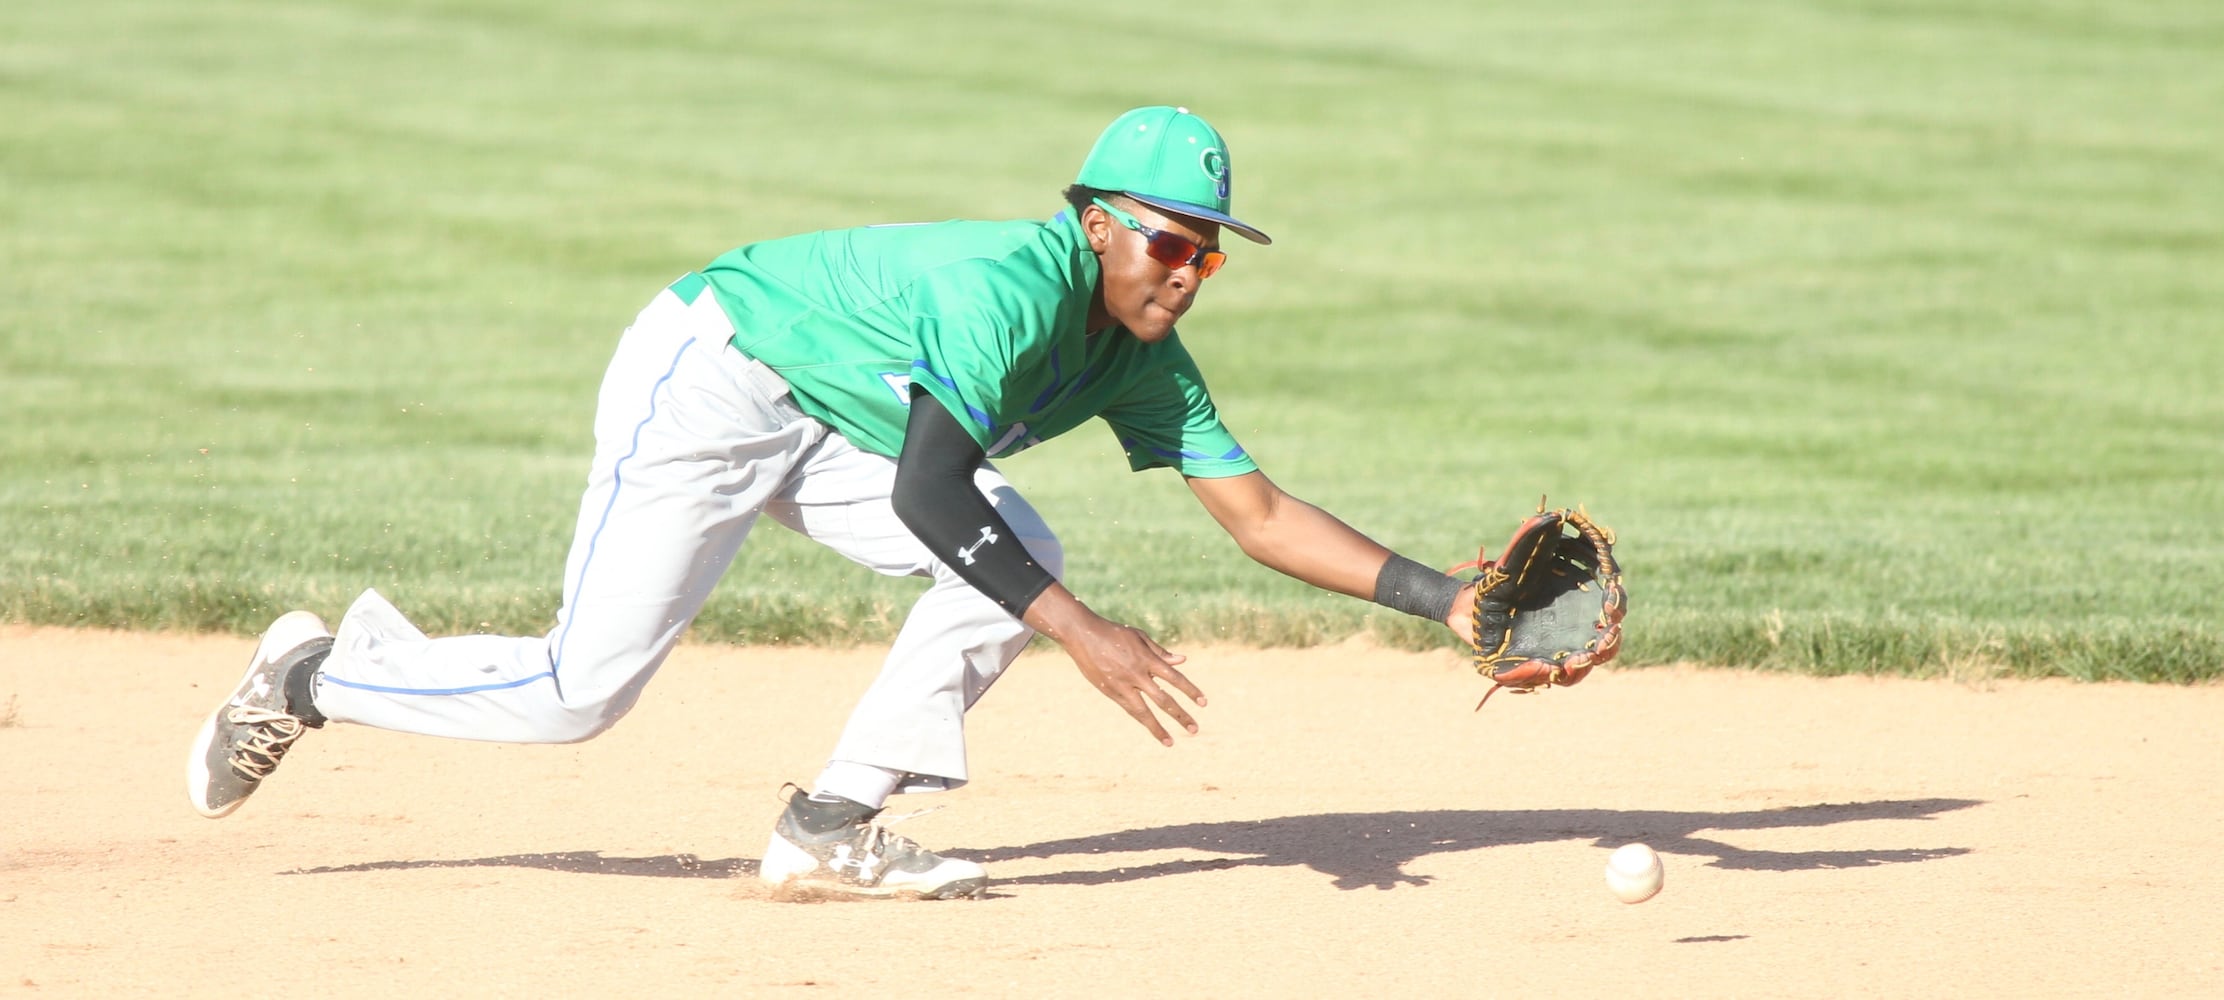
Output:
[{"xmin": 4, "ymin": 626, "xmax": 2220, "ymax": 997}]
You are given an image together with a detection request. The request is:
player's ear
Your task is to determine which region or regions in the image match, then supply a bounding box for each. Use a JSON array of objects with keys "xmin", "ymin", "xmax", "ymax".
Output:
[{"xmin": 1081, "ymin": 201, "xmax": 1115, "ymax": 255}]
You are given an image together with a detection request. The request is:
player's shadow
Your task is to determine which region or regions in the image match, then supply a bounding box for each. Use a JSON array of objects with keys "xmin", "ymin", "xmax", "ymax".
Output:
[
  {"xmin": 283, "ymin": 797, "xmax": 1976, "ymax": 891},
  {"xmin": 287, "ymin": 851, "xmax": 755, "ymax": 880},
  {"xmin": 952, "ymin": 797, "xmax": 1982, "ymax": 891}
]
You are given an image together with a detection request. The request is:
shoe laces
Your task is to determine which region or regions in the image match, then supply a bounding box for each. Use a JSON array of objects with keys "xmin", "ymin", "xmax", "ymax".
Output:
[
  {"xmin": 225, "ymin": 706, "xmax": 305, "ymax": 780},
  {"xmin": 853, "ymin": 805, "xmax": 944, "ymax": 860}
]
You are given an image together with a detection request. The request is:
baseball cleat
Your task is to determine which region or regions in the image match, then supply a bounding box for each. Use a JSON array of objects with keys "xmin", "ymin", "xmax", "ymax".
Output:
[
  {"xmin": 186, "ymin": 610, "xmax": 333, "ymax": 818},
  {"xmin": 758, "ymin": 790, "xmax": 987, "ymax": 900}
]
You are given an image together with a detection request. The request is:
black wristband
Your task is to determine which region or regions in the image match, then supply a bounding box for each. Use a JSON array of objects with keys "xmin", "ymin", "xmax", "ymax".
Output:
[{"xmin": 1372, "ymin": 554, "xmax": 1463, "ymax": 623}]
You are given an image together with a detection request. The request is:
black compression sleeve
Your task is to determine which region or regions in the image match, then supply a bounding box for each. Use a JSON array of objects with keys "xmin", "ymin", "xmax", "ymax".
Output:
[{"xmin": 890, "ymin": 388, "xmax": 1060, "ymax": 617}]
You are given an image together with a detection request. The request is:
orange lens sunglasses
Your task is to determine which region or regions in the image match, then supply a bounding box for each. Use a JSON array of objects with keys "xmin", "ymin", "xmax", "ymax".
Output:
[{"xmin": 1092, "ymin": 198, "xmax": 1228, "ymax": 279}]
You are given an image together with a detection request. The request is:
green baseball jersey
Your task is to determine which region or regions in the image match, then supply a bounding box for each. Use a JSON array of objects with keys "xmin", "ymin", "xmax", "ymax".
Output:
[{"xmin": 688, "ymin": 211, "xmax": 1256, "ymax": 477}]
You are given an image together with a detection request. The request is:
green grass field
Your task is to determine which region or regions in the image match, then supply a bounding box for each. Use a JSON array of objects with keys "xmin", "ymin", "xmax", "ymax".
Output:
[{"xmin": 4, "ymin": 1, "xmax": 2219, "ymax": 681}]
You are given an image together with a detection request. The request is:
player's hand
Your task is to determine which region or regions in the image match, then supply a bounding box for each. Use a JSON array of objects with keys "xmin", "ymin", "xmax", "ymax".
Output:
[
  {"xmin": 1024, "ymin": 587, "xmax": 1206, "ymax": 745},
  {"xmin": 1446, "ymin": 582, "xmax": 1478, "ymax": 646},
  {"xmin": 1066, "ymin": 618, "xmax": 1206, "ymax": 746}
]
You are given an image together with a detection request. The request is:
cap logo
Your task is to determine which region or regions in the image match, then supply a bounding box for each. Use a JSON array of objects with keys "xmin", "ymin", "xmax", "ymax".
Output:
[{"xmin": 1200, "ymin": 147, "xmax": 1230, "ymax": 200}]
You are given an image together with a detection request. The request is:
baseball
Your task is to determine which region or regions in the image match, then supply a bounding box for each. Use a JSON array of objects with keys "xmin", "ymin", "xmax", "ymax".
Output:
[{"xmin": 1605, "ymin": 843, "xmax": 1664, "ymax": 904}]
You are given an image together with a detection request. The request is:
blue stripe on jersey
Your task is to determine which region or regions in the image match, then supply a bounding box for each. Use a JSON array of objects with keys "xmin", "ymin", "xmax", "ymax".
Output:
[
  {"xmin": 320, "ymin": 671, "xmax": 556, "ymax": 697},
  {"xmin": 551, "ymin": 336, "xmax": 697, "ymax": 682},
  {"xmin": 1029, "ymin": 350, "xmax": 1064, "ymax": 411},
  {"xmin": 910, "ymin": 359, "xmax": 995, "ymax": 429},
  {"xmin": 1122, "ymin": 438, "xmax": 1249, "ymax": 462},
  {"xmin": 1042, "ymin": 366, "xmax": 1096, "ymax": 413},
  {"xmin": 1028, "ymin": 351, "xmax": 1099, "ymax": 415}
]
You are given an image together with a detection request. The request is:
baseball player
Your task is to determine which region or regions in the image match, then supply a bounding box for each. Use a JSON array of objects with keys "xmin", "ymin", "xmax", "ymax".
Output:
[{"xmin": 188, "ymin": 106, "xmax": 1481, "ymax": 900}]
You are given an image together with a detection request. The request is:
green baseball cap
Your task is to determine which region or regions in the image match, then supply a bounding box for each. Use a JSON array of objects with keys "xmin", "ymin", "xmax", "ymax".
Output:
[{"xmin": 1075, "ymin": 105, "xmax": 1272, "ymax": 246}]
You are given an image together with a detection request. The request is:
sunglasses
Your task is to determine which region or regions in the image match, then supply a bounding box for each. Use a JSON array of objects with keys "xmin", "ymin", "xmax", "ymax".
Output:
[{"xmin": 1092, "ymin": 198, "xmax": 1228, "ymax": 279}]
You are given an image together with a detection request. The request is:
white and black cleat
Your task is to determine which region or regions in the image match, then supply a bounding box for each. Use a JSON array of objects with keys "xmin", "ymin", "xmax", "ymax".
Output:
[
  {"xmin": 186, "ymin": 611, "xmax": 332, "ymax": 818},
  {"xmin": 758, "ymin": 789, "xmax": 987, "ymax": 900}
]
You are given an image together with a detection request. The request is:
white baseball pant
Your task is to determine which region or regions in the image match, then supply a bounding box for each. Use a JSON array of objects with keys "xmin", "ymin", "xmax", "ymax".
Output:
[{"xmin": 311, "ymin": 283, "xmax": 1063, "ymax": 793}]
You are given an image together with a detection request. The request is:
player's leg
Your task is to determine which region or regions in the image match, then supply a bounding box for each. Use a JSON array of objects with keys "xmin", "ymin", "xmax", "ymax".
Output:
[
  {"xmin": 753, "ymin": 437, "xmax": 1060, "ymax": 897},
  {"xmin": 310, "ymin": 291, "xmax": 822, "ymax": 741},
  {"xmin": 189, "ymin": 285, "xmax": 823, "ymax": 816},
  {"xmin": 768, "ymin": 438, "xmax": 1063, "ymax": 793},
  {"xmin": 816, "ymin": 492, "xmax": 1060, "ymax": 789}
]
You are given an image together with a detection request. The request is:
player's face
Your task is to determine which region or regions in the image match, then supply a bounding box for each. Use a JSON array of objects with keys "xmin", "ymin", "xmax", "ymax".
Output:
[{"xmin": 1086, "ymin": 198, "xmax": 1222, "ymax": 343}]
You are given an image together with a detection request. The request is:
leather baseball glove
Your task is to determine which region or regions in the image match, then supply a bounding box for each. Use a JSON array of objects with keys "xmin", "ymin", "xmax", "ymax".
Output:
[{"xmin": 1454, "ymin": 504, "xmax": 1627, "ymax": 709}]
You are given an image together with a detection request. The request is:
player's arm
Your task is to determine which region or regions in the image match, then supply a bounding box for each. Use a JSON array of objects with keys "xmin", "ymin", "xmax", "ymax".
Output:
[
  {"xmin": 890, "ymin": 386, "xmax": 1059, "ymax": 618},
  {"xmin": 1184, "ymin": 470, "xmax": 1475, "ymax": 642},
  {"xmin": 891, "ymin": 389, "xmax": 1205, "ymax": 745}
]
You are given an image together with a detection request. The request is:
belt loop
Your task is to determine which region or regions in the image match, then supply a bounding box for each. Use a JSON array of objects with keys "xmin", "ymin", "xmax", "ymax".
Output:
[
  {"xmin": 738, "ymin": 353, "xmax": 805, "ymax": 421},
  {"xmin": 744, "ymin": 357, "xmax": 792, "ymax": 402}
]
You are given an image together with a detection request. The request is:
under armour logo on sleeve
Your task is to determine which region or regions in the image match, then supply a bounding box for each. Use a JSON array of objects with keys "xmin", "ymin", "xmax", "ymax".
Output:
[{"xmin": 956, "ymin": 526, "xmax": 999, "ymax": 565}]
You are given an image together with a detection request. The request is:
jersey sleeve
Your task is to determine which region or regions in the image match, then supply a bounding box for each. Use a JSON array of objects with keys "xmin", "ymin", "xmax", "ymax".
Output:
[{"xmin": 1099, "ymin": 343, "xmax": 1258, "ymax": 478}]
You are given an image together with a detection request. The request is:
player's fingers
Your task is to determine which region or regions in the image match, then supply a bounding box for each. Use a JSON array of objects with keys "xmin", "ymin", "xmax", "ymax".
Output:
[
  {"xmin": 1136, "ymin": 634, "xmax": 1200, "ymax": 708},
  {"xmin": 1153, "ymin": 661, "xmax": 1208, "ymax": 708},
  {"xmin": 1121, "ymin": 695, "xmax": 1175, "ymax": 746},
  {"xmin": 1139, "ymin": 680, "xmax": 1199, "ymax": 735},
  {"xmin": 1091, "ymin": 673, "xmax": 1171, "ymax": 745}
]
